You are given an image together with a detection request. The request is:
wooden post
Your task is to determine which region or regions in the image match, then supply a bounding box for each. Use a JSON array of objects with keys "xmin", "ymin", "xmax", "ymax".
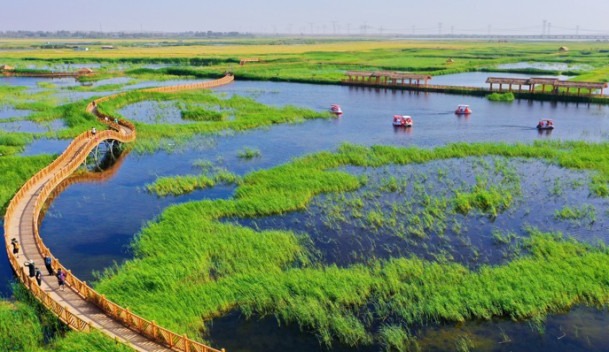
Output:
[
  {"xmin": 125, "ymin": 308, "xmax": 131, "ymax": 325},
  {"xmin": 151, "ymin": 321, "xmax": 158, "ymax": 338},
  {"xmin": 183, "ymin": 334, "xmax": 190, "ymax": 352}
]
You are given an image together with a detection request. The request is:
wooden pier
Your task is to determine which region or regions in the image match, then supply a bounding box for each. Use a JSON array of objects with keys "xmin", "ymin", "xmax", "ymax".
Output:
[
  {"xmin": 341, "ymin": 71, "xmax": 608, "ymax": 99},
  {"xmin": 344, "ymin": 71, "xmax": 431, "ymax": 87},
  {"xmin": 486, "ymin": 77, "xmax": 607, "ymax": 96}
]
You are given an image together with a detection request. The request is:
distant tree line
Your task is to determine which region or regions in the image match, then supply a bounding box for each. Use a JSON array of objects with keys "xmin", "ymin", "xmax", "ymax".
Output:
[{"xmin": 0, "ymin": 30, "xmax": 252, "ymax": 39}]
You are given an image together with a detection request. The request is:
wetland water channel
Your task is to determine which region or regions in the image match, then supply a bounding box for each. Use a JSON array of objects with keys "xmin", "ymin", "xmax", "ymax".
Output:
[{"xmin": 3, "ymin": 77, "xmax": 609, "ymax": 351}]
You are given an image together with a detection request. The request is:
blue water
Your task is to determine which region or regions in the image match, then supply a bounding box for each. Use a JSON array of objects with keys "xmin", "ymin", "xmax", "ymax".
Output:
[{"xmin": 28, "ymin": 80, "xmax": 609, "ymax": 280}]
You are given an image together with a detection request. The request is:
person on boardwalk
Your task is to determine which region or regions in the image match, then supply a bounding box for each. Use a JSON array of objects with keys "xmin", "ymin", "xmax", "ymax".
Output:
[
  {"xmin": 11, "ymin": 238, "xmax": 19, "ymax": 258},
  {"xmin": 24, "ymin": 259, "xmax": 36, "ymax": 277},
  {"xmin": 44, "ymin": 255, "xmax": 54, "ymax": 276},
  {"xmin": 35, "ymin": 267, "xmax": 42, "ymax": 286},
  {"xmin": 56, "ymin": 268, "xmax": 66, "ymax": 291}
]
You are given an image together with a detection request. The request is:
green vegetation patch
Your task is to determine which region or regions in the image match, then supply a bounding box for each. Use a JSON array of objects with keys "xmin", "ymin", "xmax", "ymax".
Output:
[
  {"xmin": 0, "ymin": 285, "xmax": 132, "ymax": 352},
  {"xmin": 0, "ymin": 300, "xmax": 43, "ymax": 351},
  {"xmin": 181, "ymin": 107, "xmax": 226, "ymax": 122},
  {"xmin": 95, "ymin": 141, "xmax": 609, "ymax": 347},
  {"xmin": 0, "ymin": 154, "xmax": 54, "ymax": 211},
  {"xmin": 96, "ymin": 89, "xmax": 329, "ymax": 152},
  {"xmin": 146, "ymin": 167, "xmax": 240, "ymax": 197},
  {"xmin": 0, "ymin": 132, "xmax": 34, "ymax": 156},
  {"xmin": 487, "ymin": 92, "xmax": 515, "ymax": 102}
]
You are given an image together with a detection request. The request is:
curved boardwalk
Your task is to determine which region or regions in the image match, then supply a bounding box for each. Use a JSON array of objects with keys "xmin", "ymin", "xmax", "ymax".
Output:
[{"xmin": 4, "ymin": 75, "xmax": 234, "ymax": 351}]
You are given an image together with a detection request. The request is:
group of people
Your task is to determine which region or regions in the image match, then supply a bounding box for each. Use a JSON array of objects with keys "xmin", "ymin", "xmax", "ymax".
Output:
[
  {"xmin": 23, "ymin": 256, "xmax": 66, "ymax": 290},
  {"xmin": 13, "ymin": 237, "xmax": 66, "ymax": 291}
]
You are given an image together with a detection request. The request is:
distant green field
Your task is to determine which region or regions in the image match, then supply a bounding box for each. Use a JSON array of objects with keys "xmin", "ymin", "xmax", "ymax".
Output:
[{"xmin": 2, "ymin": 38, "xmax": 608, "ymax": 83}]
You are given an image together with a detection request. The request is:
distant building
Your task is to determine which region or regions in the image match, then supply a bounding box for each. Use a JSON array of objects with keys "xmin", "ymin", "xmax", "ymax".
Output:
[
  {"xmin": 101, "ymin": 45, "xmax": 115, "ymax": 50},
  {"xmin": 0, "ymin": 65, "xmax": 15, "ymax": 71},
  {"xmin": 559, "ymin": 46, "xmax": 569, "ymax": 52},
  {"xmin": 74, "ymin": 47, "xmax": 89, "ymax": 51}
]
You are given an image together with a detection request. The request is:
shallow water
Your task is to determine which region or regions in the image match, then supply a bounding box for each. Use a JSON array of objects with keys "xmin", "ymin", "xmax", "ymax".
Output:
[
  {"xmin": 496, "ymin": 62, "xmax": 593, "ymax": 72},
  {"xmin": 0, "ymin": 119, "xmax": 65, "ymax": 133},
  {"xmin": 0, "ymin": 76, "xmax": 79, "ymax": 90},
  {"xmin": 118, "ymin": 101, "xmax": 191, "ymax": 125},
  {"xmin": 229, "ymin": 158, "xmax": 606, "ymax": 269},
  {"xmin": 4, "ymin": 78, "xmax": 609, "ymax": 349},
  {"xmin": 207, "ymin": 306, "xmax": 609, "ymax": 352},
  {"xmin": 0, "ymin": 106, "xmax": 30, "ymax": 120}
]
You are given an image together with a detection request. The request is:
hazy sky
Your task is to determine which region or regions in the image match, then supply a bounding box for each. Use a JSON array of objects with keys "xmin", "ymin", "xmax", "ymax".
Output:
[{"xmin": 2, "ymin": 0, "xmax": 608, "ymax": 35}]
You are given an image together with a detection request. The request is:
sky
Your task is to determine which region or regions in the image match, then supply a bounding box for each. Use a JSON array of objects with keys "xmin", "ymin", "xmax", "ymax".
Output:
[{"xmin": 2, "ymin": 0, "xmax": 609, "ymax": 35}]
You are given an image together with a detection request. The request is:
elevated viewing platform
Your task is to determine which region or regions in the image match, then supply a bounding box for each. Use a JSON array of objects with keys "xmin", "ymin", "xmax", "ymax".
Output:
[
  {"xmin": 486, "ymin": 77, "xmax": 607, "ymax": 96},
  {"xmin": 341, "ymin": 71, "xmax": 608, "ymax": 100}
]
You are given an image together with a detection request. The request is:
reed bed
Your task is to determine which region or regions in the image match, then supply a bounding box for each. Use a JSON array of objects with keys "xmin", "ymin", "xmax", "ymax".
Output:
[
  {"xmin": 486, "ymin": 92, "xmax": 515, "ymax": 102},
  {"xmin": 95, "ymin": 89, "xmax": 328, "ymax": 151},
  {"xmin": 0, "ymin": 285, "xmax": 131, "ymax": 351},
  {"xmin": 0, "ymin": 154, "xmax": 53, "ymax": 211},
  {"xmin": 5, "ymin": 39, "xmax": 609, "ymax": 87},
  {"xmin": 94, "ymin": 141, "xmax": 609, "ymax": 347},
  {"xmin": 146, "ymin": 167, "xmax": 240, "ymax": 197}
]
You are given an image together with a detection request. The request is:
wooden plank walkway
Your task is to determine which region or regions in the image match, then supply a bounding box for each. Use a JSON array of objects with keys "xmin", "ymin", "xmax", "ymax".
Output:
[{"xmin": 4, "ymin": 75, "xmax": 234, "ymax": 352}]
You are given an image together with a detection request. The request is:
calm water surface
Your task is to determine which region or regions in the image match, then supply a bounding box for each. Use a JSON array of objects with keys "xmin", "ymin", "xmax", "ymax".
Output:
[{"xmin": 3, "ymin": 78, "xmax": 609, "ymax": 350}]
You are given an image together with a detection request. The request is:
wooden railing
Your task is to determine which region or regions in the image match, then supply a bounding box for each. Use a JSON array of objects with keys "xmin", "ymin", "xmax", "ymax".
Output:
[
  {"xmin": 142, "ymin": 74, "xmax": 234, "ymax": 93},
  {"xmin": 4, "ymin": 75, "xmax": 234, "ymax": 352}
]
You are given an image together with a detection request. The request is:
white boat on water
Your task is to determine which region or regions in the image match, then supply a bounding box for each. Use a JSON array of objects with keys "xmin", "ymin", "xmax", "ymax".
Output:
[
  {"xmin": 392, "ymin": 115, "xmax": 413, "ymax": 127},
  {"xmin": 330, "ymin": 104, "xmax": 343, "ymax": 115}
]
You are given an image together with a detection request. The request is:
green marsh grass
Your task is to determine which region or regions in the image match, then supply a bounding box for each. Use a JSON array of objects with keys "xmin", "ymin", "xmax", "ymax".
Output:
[
  {"xmin": 95, "ymin": 89, "xmax": 328, "ymax": 152},
  {"xmin": 487, "ymin": 92, "xmax": 515, "ymax": 102},
  {"xmin": 0, "ymin": 154, "xmax": 54, "ymax": 211},
  {"xmin": 0, "ymin": 132, "xmax": 35, "ymax": 156},
  {"xmin": 237, "ymin": 147, "xmax": 261, "ymax": 159},
  {"xmin": 0, "ymin": 285, "xmax": 132, "ymax": 351},
  {"xmin": 555, "ymin": 204, "xmax": 596, "ymax": 224},
  {"xmin": 4, "ymin": 40, "xmax": 609, "ymax": 93},
  {"xmin": 94, "ymin": 141, "xmax": 609, "ymax": 347},
  {"xmin": 181, "ymin": 107, "xmax": 226, "ymax": 122},
  {"xmin": 0, "ymin": 298, "xmax": 43, "ymax": 351},
  {"xmin": 146, "ymin": 168, "xmax": 240, "ymax": 197},
  {"xmin": 379, "ymin": 325, "xmax": 420, "ymax": 352}
]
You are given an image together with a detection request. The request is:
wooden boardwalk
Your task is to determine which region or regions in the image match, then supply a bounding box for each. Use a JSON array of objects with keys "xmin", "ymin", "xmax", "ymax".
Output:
[{"xmin": 4, "ymin": 75, "xmax": 234, "ymax": 351}]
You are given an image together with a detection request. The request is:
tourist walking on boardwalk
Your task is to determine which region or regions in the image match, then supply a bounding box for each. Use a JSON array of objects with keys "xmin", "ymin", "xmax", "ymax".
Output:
[
  {"xmin": 24, "ymin": 259, "xmax": 36, "ymax": 277},
  {"xmin": 11, "ymin": 238, "xmax": 19, "ymax": 258},
  {"xmin": 35, "ymin": 267, "xmax": 42, "ymax": 286},
  {"xmin": 56, "ymin": 268, "xmax": 66, "ymax": 291},
  {"xmin": 44, "ymin": 255, "xmax": 54, "ymax": 275}
]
